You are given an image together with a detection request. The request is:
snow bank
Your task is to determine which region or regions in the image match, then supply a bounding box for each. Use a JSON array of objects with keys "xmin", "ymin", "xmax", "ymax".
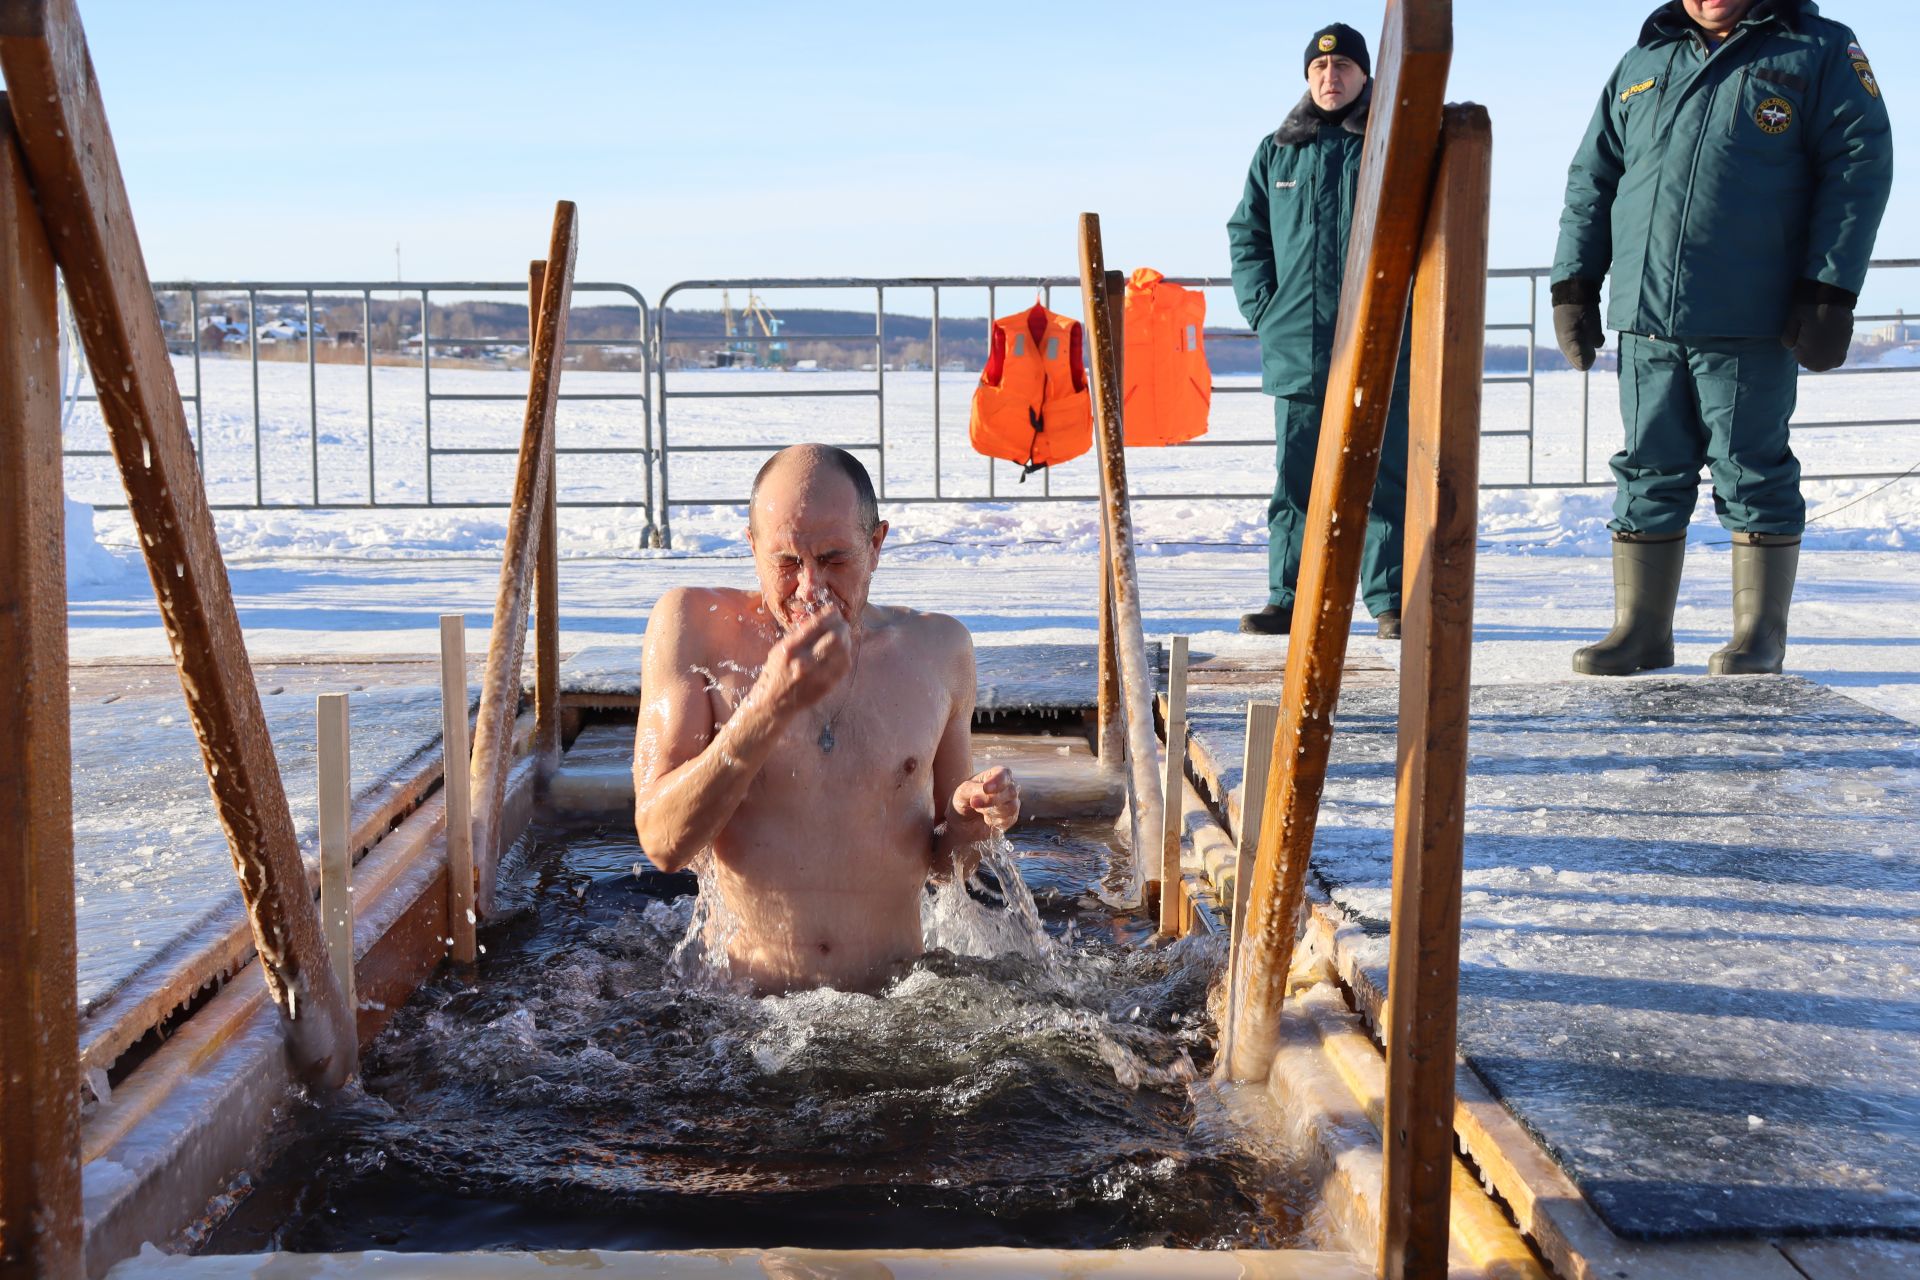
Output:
[{"xmin": 65, "ymin": 496, "xmax": 131, "ymax": 587}]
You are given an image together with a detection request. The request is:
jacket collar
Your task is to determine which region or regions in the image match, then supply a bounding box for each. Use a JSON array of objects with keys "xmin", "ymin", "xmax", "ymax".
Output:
[
  {"xmin": 1640, "ymin": 0, "xmax": 1809, "ymax": 48},
  {"xmin": 1272, "ymin": 80, "xmax": 1373, "ymax": 147}
]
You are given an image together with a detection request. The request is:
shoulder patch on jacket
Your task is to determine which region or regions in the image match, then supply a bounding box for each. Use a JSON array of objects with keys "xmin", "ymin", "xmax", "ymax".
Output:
[
  {"xmin": 1620, "ymin": 77, "xmax": 1657, "ymax": 102},
  {"xmin": 1853, "ymin": 58, "xmax": 1881, "ymax": 100}
]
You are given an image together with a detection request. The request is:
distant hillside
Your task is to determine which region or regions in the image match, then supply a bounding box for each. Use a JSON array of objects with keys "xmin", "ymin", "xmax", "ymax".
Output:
[{"xmin": 159, "ymin": 293, "xmax": 1592, "ymax": 375}]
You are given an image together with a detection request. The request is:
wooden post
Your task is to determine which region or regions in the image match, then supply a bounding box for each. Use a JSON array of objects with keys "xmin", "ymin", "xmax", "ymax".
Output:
[
  {"xmin": 1079, "ymin": 215, "xmax": 1163, "ymax": 908},
  {"xmin": 1227, "ymin": 0, "xmax": 1453, "ymax": 1084},
  {"xmin": 1095, "ymin": 272, "xmax": 1126, "ymax": 766},
  {"xmin": 440, "ymin": 615, "xmax": 478, "ymax": 965},
  {"xmin": 1217, "ymin": 699, "xmax": 1280, "ymax": 1077},
  {"xmin": 1158, "ymin": 635, "xmax": 1190, "ymax": 935},
  {"xmin": 0, "ymin": 92, "xmax": 83, "ymax": 1280},
  {"xmin": 1096, "ymin": 518, "xmax": 1123, "ymax": 764},
  {"xmin": 0, "ymin": 0, "xmax": 354, "ymax": 1089},
  {"xmin": 470, "ymin": 201, "xmax": 577, "ymax": 910},
  {"xmin": 1380, "ymin": 103, "xmax": 1490, "ymax": 1280},
  {"xmin": 316, "ymin": 692, "xmax": 357, "ymax": 1070},
  {"xmin": 530, "ymin": 259, "xmax": 562, "ymax": 780}
]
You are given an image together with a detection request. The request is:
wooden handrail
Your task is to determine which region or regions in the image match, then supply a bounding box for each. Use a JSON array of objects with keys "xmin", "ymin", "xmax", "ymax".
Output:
[
  {"xmin": 470, "ymin": 202, "xmax": 577, "ymax": 912},
  {"xmin": 1079, "ymin": 215, "xmax": 1164, "ymax": 908},
  {"xmin": 0, "ymin": 89, "xmax": 84, "ymax": 1280},
  {"xmin": 1226, "ymin": 0, "xmax": 1453, "ymax": 1085},
  {"xmin": 1379, "ymin": 103, "xmax": 1491, "ymax": 1280},
  {"xmin": 2, "ymin": 0, "xmax": 354, "ymax": 1091}
]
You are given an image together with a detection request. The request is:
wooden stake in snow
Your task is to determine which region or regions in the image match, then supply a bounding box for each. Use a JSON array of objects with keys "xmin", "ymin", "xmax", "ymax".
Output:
[
  {"xmin": 1078, "ymin": 214, "xmax": 1163, "ymax": 908},
  {"xmin": 440, "ymin": 615, "xmax": 478, "ymax": 965},
  {"xmin": 1227, "ymin": 0, "xmax": 1453, "ymax": 1084},
  {"xmin": 1218, "ymin": 699, "xmax": 1280, "ymax": 1076},
  {"xmin": 0, "ymin": 89, "xmax": 83, "ymax": 1280},
  {"xmin": 1, "ymin": 0, "xmax": 354, "ymax": 1090},
  {"xmin": 316, "ymin": 692, "xmax": 357, "ymax": 1070},
  {"xmin": 1380, "ymin": 103, "xmax": 1491, "ymax": 1280},
  {"xmin": 1158, "ymin": 636, "xmax": 1191, "ymax": 935}
]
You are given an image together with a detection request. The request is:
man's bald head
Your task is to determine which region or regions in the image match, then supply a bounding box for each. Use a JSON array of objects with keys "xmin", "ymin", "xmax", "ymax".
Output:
[
  {"xmin": 747, "ymin": 444, "xmax": 889, "ymax": 632},
  {"xmin": 750, "ymin": 444, "xmax": 880, "ymax": 536}
]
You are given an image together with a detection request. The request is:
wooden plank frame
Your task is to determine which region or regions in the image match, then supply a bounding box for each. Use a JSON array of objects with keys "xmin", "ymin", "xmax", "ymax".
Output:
[
  {"xmin": 1094, "ymin": 270, "xmax": 1126, "ymax": 767},
  {"xmin": 316, "ymin": 692, "xmax": 357, "ymax": 1076},
  {"xmin": 531, "ymin": 259, "xmax": 563, "ymax": 779},
  {"xmin": 1158, "ymin": 636, "xmax": 1191, "ymax": 934},
  {"xmin": 0, "ymin": 0, "xmax": 353, "ymax": 1089},
  {"xmin": 1218, "ymin": 699, "xmax": 1280, "ymax": 1076},
  {"xmin": 0, "ymin": 89, "xmax": 83, "ymax": 1280},
  {"xmin": 1379, "ymin": 102, "xmax": 1491, "ymax": 1280},
  {"xmin": 470, "ymin": 202, "xmax": 577, "ymax": 911},
  {"xmin": 1227, "ymin": 0, "xmax": 1453, "ymax": 1084},
  {"xmin": 440, "ymin": 615, "xmax": 477, "ymax": 964},
  {"xmin": 1079, "ymin": 215, "xmax": 1163, "ymax": 907}
]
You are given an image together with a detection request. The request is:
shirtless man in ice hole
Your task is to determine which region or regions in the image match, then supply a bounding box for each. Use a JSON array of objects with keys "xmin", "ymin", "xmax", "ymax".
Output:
[{"xmin": 632, "ymin": 444, "xmax": 1021, "ymax": 994}]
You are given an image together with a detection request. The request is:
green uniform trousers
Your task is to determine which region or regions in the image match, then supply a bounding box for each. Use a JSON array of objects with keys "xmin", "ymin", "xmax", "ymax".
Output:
[
  {"xmin": 1610, "ymin": 333, "xmax": 1805, "ymax": 537},
  {"xmin": 1266, "ymin": 371, "xmax": 1408, "ymax": 618}
]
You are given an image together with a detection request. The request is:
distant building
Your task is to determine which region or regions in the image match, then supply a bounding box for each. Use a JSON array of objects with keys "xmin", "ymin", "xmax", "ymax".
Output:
[
  {"xmin": 199, "ymin": 318, "xmax": 246, "ymax": 350},
  {"xmin": 1873, "ymin": 313, "xmax": 1918, "ymax": 345},
  {"xmin": 258, "ymin": 317, "xmax": 325, "ymax": 344}
]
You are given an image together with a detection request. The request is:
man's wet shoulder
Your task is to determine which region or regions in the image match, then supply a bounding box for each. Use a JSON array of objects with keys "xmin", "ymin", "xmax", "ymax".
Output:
[{"xmin": 873, "ymin": 604, "xmax": 970, "ymax": 645}]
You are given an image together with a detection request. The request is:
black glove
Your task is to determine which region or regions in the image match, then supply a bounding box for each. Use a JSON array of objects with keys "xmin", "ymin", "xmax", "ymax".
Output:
[
  {"xmin": 1550, "ymin": 277, "xmax": 1604, "ymax": 372},
  {"xmin": 1782, "ymin": 279, "xmax": 1856, "ymax": 373}
]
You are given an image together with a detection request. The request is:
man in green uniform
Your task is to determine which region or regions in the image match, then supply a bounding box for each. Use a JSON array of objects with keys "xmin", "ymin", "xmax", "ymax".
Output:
[
  {"xmin": 1228, "ymin": 21, "xmax": 1408, "ymax": 640},
  {"xmin": 1553, "ymin": 0, "xmax": 1892, "ymax": 675}
]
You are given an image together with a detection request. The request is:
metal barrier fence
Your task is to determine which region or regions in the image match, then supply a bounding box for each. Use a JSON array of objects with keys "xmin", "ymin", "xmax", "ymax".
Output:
[
  {"xmin": 62, "ymin": 279, "xmax": 657, "ymax": 535},
  {"xmin": 67, "ymin": 264, "xmax": 1918, "ymax": 549},
  {"xmin": 652, "ymin": 262, "xmax": 1919, "ymax": 546}
]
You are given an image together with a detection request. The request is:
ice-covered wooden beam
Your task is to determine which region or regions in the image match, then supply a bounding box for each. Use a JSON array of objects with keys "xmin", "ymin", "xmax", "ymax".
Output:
[
  {"xmin": 531, "ymin": 260, "xmax": 563, "ymax": 780},
  {"xmin": 470, "ymin": 202, "xmax": 576, "ymax": 911},
  {"xmin": 1380, "ymin": 102, "xmax": 1491, "ymax": 1280},
  {"xmin": 1079, "ymin": 213, "xmax": 1162, "ymax": 908},
  {"xmin": 0, "ymin": 91, "xmax": 83, "ymax": 1280},
  {"xmin": 0, "ymin": 0, "xmax": 354, "ymax": 1089},
  {"xmin": 1228, "ymin": 0, "xmax": 1453, "ymax": 1084}
]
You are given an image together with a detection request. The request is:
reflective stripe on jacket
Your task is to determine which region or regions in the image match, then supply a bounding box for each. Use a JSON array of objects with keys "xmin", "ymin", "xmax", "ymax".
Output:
[
  {"xmin": 1553, "ymin": 0, "xmax": 1893, "ymax": 338},
  {"xmin": 970, "ymin": 305, "xmax": 1092, "ymax": 472}
]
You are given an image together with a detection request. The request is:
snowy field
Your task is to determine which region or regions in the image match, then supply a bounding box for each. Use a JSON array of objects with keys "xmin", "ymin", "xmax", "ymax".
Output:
[{"xmin": 63, "ymin": 354, "xmax": 1920, "ymax": 728}]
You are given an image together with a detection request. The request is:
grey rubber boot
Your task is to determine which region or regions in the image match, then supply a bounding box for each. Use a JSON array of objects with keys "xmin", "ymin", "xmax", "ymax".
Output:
[
  {"xmin": 1708, "ymin": 534, "xmax": 1801, "ymax": 676},
  {"xmin": 1572, "ymin": 533, "xmax": 1687, "ymax": 676}
]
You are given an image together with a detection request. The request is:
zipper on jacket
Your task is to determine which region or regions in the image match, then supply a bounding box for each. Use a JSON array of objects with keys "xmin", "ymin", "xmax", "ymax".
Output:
[{"xmin": 1668, "ymin": 26, "xmax": 1748, "ymax": 333}]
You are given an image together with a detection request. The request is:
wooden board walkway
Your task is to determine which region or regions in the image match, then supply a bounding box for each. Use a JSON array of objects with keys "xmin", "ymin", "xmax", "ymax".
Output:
[{"xmin": 1185, "ymin": 674, "xmax": 1920, "ymax": 1278}]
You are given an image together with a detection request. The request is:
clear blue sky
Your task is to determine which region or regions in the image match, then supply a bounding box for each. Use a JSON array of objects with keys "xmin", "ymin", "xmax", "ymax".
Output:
[{"xmin": 84, "ymin": 1, "xmax": 1916, "ymax": 308}]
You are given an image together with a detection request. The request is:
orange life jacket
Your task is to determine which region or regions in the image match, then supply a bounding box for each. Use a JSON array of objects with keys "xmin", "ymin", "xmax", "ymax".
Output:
[
  {"xmin": 970, "ymin": 304, "xmax": 1092, "ymax": 476},
  {"xmin": 1122, "ymin": 268, "xmax": 1210, "ymax": 446}
]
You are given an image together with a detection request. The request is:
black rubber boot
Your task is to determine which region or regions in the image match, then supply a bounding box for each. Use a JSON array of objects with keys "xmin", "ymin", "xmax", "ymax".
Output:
[
  {"xmin": 1708, "ymin": 534, "xmax": 1800, "ymax": 676},
  {"xmin": 1572, "ymin": 533, "xmax": 1686, "ymax": 676},
  {"xmin": 1240, "ymin": 604, "xmax": 1292, "ymax": 636},
  {"xmin": 1375, "ymin": 611, "xmax": 1402, "ymax": 640}
]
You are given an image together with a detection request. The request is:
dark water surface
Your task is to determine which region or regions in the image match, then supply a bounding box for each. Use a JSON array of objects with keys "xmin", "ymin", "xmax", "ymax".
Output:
[{"xmin": 203, "ymin": 815, "xmax": 1311, "ymax": 1253}]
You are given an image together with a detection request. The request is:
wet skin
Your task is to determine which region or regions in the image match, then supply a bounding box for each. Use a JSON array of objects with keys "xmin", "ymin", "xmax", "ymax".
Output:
[{"xmin": 631, "ymin": 448, "xmax": 1019, "ymax": 993}]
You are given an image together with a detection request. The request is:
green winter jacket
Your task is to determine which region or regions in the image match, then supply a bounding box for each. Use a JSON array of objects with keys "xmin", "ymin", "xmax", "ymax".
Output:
[
  {"xmin": 1553, "ymin": 0, "xmax": 1893, "ymax": 338},
  {"xmin": 1227, "ymin": 86, "xmax": 1369, "ymax": 399}
]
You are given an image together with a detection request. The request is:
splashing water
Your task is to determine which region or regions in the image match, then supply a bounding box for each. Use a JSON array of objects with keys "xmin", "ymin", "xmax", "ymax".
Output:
[{"xmin": 202, "ymin": 815, "xmax": 1314, "ymax": 1255}]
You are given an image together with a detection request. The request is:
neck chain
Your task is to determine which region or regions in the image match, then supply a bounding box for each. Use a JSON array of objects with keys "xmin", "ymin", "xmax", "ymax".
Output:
[{"xmin": 816, "ymin": 633, "xmax": 861, "ymax": 753}]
